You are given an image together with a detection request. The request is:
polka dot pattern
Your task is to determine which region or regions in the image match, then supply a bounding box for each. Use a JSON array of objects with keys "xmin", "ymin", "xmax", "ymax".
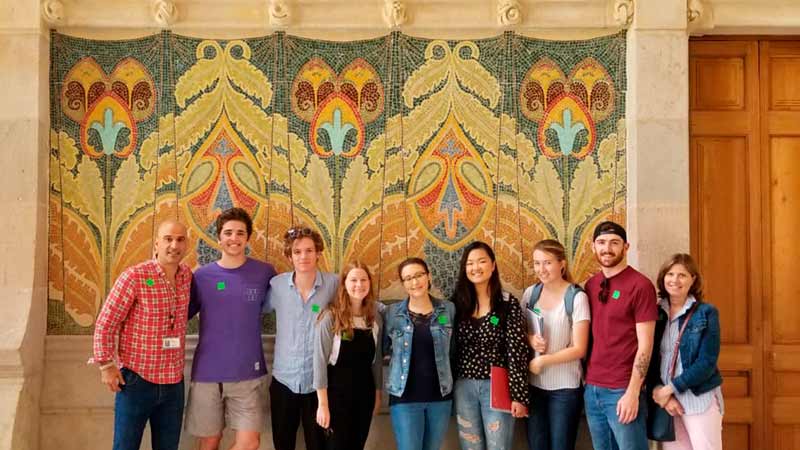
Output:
[{"xmin": 455, "ymin": 293, "xmax": 530, "ymax": 404}]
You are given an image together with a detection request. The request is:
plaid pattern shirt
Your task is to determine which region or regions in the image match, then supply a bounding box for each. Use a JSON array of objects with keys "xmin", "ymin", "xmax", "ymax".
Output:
[{"xmin": 93, "ymin": 259, "xmax": 192, "ymax": 384}]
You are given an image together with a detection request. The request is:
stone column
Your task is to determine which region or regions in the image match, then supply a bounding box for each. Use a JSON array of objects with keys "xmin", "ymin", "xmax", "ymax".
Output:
[
  {"xmin": 0, "ymin": 1, "xmax": 50, "ymax": 449},
  {"xmin": 626, "ymin": 0, "xmax": 690, "ymax": 280}
]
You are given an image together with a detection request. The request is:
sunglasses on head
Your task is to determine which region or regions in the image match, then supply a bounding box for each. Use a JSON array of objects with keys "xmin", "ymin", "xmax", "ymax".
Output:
[
  {"xmin": 286, "ymin": 227, "xmax": 314, "ymax": 239},
  {"xmin": 599, "ymin": 277, "xmax": 610, "ymax": 304}
]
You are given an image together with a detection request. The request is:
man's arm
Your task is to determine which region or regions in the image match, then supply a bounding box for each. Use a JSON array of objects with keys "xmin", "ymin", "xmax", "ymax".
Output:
[
  {"xmin": 93, "ymin": 271, "xmax": 137, "ymax": 392},
  {"xmin": 188, "ymin": 277, "xmax": 200, "ymax": 320},
  {"xmin": 616, "ymin": 320, "xmax": 655, "ymax": 424}
]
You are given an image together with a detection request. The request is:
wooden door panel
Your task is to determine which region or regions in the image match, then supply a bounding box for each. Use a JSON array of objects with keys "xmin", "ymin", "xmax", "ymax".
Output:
[
  {"xmin": 768, "ymin": 54, "xmax": 800, "ymax": 110},
  {"xmin": 690, "ymin": 39, "xmax": 761, "ymax": 450},
  {"xmin": 774, "ymin": 426, "xmax": 800, "ymax": 450},
  {"xmin": 769, "ymin": 137, "xmax": 800, "ymax": 344},
  {"xmin": 691, "ymin": 56, "xmax": 746, "ymax": 110},
  {"xmin": 725, "ymin": 424, "xmax": 751, "ymax": 450},
  {"xmin": 761, "ymin": 40, "xmax": 800, "ymax": 450},
  {"xmin": 692, "ymin": 136, "xmax": 750, "ymax": 344}
]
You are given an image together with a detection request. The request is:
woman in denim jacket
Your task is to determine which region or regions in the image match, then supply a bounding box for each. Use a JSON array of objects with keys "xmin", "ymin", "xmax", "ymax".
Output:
[
  {"xmin": 650, "ymin": 253, "xmax": 723, "ymax": 450},
  {"xmin": 383, "ymin": 257, "xmax": 456, "ymax": 450}
]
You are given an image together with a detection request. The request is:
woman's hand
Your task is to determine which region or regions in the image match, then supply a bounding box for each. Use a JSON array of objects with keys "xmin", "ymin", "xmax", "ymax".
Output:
[
  {"xmin": 316, "ymin": 403, "xmax": 330, "ymax": 429},
  {"xmin": 664, "ymin": 396, "xmax": 684, "ymax": 417},
  {"xmin": 528, "ymin": 334, "xmax": 547, "ymax": 354},
  {"xmin": 652, "ymin": 384, "xmax": 674, "ymax": 407},
  {"xmin": 529, "ymin": 355, "xmax": 548, "ymax": 374},
  {"xmin": 510, "ymin": 401, "xmax": 528, "ymax": 418},
  {"xmin": 373, "ymin": 390, "xmax": 382, "ymax": 416}
]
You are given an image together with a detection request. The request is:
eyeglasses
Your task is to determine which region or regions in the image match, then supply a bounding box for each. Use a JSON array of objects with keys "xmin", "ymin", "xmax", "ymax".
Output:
[
  {"xmin": 286, "ymin": 227, "xmax": 314, "ymax": 239},
  {"xmin": 599, "ymin": 277, "xmax": 610, "ymax": 304},
  {"xmin": 401, "ymin": 272, "xmax": 428, "ymax": 283}
]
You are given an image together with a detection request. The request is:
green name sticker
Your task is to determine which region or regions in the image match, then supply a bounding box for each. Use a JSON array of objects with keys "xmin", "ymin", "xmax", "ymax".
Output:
[
  {"xmin": 438, "ymin": 315, "xmax": 448, "ymax": 325},
  {"xmin": 217, "ymin": 281, "xmax": 226, "ymax": 291},
  {"xmin": 311, "ymin": 304, "xmax": 320, "ymax": 313},
  {"xmin": 533, "ymin": 307, "xmax": 541, "ymax": 314},
  {"xmin": 612, "ymin": 290, "xmax": 621, "ymax": 299},
  {"xmin": 489, "ymin": 315, "xmax": 500, "ymax": 326},
  {"xmin": 145, "ymin": 278, "xmax": 155, "ymax": 287}
]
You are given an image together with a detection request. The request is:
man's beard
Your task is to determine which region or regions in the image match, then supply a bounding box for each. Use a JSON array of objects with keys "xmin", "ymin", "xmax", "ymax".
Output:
[{"xmin": 596, "ymin": 251, "xmax": 624, "ymax": 268}]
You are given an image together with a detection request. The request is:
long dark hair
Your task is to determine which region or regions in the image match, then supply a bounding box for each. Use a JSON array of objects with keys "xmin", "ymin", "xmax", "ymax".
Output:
[{"xmin": 452, "ymin": 241, "xmax": 504, "ymax": 322}]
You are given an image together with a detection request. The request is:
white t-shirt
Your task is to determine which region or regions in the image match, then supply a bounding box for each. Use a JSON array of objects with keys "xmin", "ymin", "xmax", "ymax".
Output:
[{"xmin": 528, "ymin": 291, "xmax": 590, "ymax": 390}]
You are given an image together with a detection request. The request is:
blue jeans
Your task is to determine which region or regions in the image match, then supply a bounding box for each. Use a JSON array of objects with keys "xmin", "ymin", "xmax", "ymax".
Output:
[
  {"xmin": 113, "ymin": 368, "xmax": 185, "ymax": 450},
  {"xmin": 583, "ymin": 384, "xmax": 648, "ymax": 450},
  {"xmin": 526, "ymin": 385, "xmax": 583, "ymax": 450},
  {"xmin": 390, "ymin": 400, "xmax": 452, "ymax": 450},
  {"xmin": 454, "ymin": 379, "xmax": 515, "ymax": 450}
]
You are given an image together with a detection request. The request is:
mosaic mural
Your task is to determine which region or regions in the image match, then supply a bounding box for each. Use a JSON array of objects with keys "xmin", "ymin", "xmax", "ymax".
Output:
[{"xmin": 48, "ymin": 31, "xmax": 627, "ymax": 334}]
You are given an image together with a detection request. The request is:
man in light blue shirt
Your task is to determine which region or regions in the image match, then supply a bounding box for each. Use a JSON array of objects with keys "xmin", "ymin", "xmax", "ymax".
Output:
[{"xmin": 263, "ymin": 226, "xmax": 338, "ymax": 450}]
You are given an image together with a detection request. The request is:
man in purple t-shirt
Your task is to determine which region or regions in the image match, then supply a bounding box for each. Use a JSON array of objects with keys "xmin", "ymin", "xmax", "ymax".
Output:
[
  {"xmin": 583, "ymin": 221, "xmax": 657, "ymax": 450},
  {"xmin": 185, "ymin": 207, "xmax": 276, "ymax": 450}
]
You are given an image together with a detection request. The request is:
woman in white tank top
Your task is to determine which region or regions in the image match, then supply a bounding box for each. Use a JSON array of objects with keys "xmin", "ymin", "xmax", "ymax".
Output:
[{"xmin": 521, "ymin": 239, "xmax": 591, "ymax": 450}]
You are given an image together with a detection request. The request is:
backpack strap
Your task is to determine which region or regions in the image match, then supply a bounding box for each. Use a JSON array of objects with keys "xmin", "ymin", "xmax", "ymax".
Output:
[
  {"xmin": 564, "ymin": 283, "xmax": 584, "ymax": 326},
  {"xmin": 528, "ymin": 283, "xmax": 543, "ymax": 311}
]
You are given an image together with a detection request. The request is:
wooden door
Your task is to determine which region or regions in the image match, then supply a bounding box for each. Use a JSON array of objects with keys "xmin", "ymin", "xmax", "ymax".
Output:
[
  {"xmin": 760, "ymin": 40, "xmax": 800, "ymax": 450},
  {"xmin": 689, "ymin": 40, "xmax": 763, "ymax": 450}
]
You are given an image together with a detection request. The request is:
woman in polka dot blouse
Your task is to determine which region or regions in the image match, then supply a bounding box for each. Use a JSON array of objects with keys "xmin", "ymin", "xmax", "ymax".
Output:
[{"xmin": 451, "ymin": 241, "xmax": 531, "ymax": 450}]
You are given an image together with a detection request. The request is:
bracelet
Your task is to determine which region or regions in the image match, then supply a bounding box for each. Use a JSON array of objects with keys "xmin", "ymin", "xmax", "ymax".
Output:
[{"xmin": 98, "ymin": 361, "xmax": 116, "ymax": 371}]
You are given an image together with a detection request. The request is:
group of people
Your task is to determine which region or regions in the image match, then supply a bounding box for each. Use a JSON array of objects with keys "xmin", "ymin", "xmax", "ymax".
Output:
[{"xmin": 92, "ymin": 208, "xmax": 723, "ymax": 450}]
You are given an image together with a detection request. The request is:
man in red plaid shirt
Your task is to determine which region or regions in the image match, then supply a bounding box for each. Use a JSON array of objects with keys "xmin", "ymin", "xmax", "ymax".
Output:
[{"xmin": 92, "ymin": 220, "xmax": 192, "ymax": 450}]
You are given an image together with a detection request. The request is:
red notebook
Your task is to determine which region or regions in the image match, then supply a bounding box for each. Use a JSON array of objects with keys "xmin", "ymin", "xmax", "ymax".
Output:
[{"xmin": 489, "ymin": 366, "xmax": 512, "ymax": 413}]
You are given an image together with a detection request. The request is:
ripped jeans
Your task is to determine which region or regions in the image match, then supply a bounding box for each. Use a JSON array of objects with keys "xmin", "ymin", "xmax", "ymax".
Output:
[{"xmin": 454, "ymin": 378, "xmax": 515, "ymax": 450}]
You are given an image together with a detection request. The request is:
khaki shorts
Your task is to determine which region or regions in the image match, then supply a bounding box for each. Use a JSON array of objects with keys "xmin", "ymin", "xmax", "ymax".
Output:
[{"xmin": 185, "ymin": 375, "xmax": 268, "ymax": 436}]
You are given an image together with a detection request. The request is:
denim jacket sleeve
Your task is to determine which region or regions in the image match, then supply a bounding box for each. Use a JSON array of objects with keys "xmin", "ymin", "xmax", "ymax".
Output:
[
  {"xmin": 671, "ymin": 304, "xmax": 721, "ymax": 394},
  {"xmin": 382, "ymin": 304, "xmax": 392, "ymax": 359}
]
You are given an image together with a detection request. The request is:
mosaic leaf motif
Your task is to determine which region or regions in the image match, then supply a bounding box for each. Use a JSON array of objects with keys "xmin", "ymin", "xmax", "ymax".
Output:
[
  {"xmin": 174, "ymin": 40, "xmax": 273, "ymax": 155},
  {"xmin": 111, "ymin": 198, "xmax": 175, "ymax": 281},
  {"xmin": 48, "ymin": 31, "xmax": 627, "ymax": 333},
  {"xmin": 403, "ymin": 41, "xmax": 501, "ymax": 155},
  {"xmin": 51, "ymin": 198, "xmax": 104, "ymax": 327},
  {"xmin": 339, "ymin": 155, "xmax": 381, "ymax": 242},
  {"xmin": 569, "ymin": 119, "xmax": 624, "ymax": 230}
]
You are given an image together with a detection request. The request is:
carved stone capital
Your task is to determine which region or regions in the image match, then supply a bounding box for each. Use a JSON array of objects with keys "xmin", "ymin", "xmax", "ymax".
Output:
[
  {"xmin": 269, "ymin": 0, "xmax": 291, "ymax": 28},
  {"xmin": 382, "ymin": 0, "xmax": 408, "ymax": 28},
  {"xmin": 687, "ymin": 0, "xmax": 713, "ymax": 31},
  {"xmin": 41, "ymin": 0, "xmax": 65, "ymax": 26},
  {"xmin": 497, "ymin": 0, "xmax": 522, "ymax": 27},
  {"xmin": 152, "ymin": 0, "xmax": 178, "ymax": 27},
  {"xmin": 613, "ymin": 0, "xmax": 634, "ymax": 28}
]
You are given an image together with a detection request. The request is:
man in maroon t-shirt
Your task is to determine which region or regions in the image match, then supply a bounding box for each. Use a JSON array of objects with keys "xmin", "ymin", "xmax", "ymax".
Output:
[{"xmin": 583, "ymin": 221, "xmax": 657, "ymax": 450}]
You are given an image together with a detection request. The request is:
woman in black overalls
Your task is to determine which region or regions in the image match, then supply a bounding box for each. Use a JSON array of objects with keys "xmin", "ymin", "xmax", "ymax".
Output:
[{"xmin": 312, "ymin": 261, "xmax": 384, "ymax": 450}]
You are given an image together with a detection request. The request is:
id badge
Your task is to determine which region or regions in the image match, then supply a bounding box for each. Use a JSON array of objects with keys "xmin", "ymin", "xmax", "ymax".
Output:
[{"xmin": 162, "ymin": 337, "xmax": 180, "ymax": 349}]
